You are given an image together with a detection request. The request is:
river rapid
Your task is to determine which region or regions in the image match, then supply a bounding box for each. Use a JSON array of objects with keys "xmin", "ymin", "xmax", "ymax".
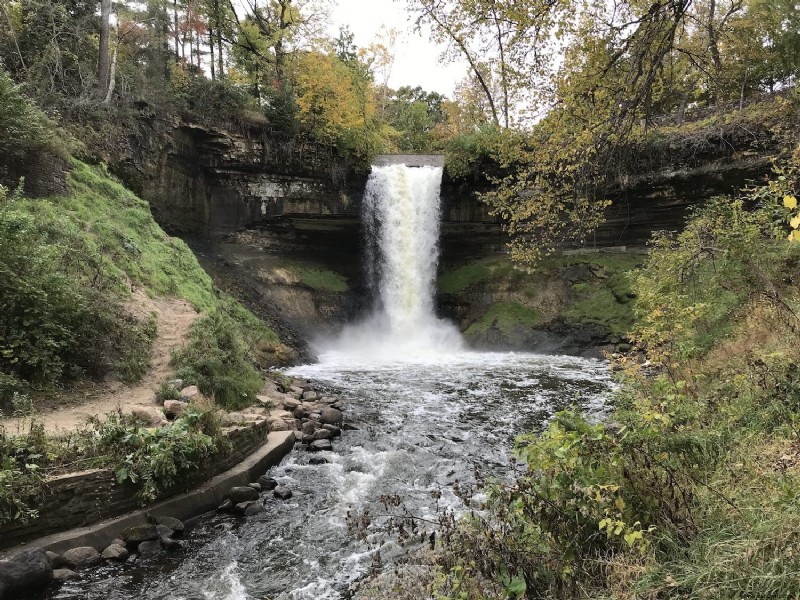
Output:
[{"xmin": 43, "ymin": 349, "xmax": 613, "ymax": 600}]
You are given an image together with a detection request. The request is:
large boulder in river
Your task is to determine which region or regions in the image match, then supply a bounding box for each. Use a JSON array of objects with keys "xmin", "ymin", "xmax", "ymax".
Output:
[
  {"xmin": 121, "ymin": 524, "xmax": 160, "ymax": 546},
  {"xmin": 308, "ymin": 439, "xmax": 333, "ymax": 452},
  {"xmin": 61, "ymin": 547, "xmax": 101, "ymax": 570},
  {"xmin": 228, "ymin": 486, "xmax": 259, "ymax": 503},
  {"xmin": 154, "ymin": 516, "xmax": 184, "ymax": 534},
  {"xmin": 101, "ymin": 544, "xmax": 129, "ymax": 562},
  {"xmin": 319, "ymin": 408, "xmax": 343, "ymax": 426},
  {"xmin": 0, "ymin": 548, "xmax": 53, "ymax": 597}
]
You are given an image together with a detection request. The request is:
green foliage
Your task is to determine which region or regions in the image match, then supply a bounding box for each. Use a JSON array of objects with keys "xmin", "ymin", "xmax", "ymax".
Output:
[
  {"xmin": 0, "ymin": 69, "xmax": 59, "ymax": 160},
  {"xmin": 0, "ymin": 418, "xmax": 47, "ymax": 525},
  {"xmin": 282, "ymin": 262, "xmax": 349, "ymax": 292},
  {"xmin": 464, "ymin": 302, "xmax": 540, "ymax": 336},
  {"xmin": 97, "ymin": 409, "xmax": 225, "ymax": 504},
  {"xmin": 172, "ymin": 303, "xmax": 277, "ymax": 411}
]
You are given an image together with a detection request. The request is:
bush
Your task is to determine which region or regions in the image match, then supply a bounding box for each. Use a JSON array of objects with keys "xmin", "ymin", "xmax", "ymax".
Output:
[
  {"xmin": 172, "ymin": 303, "xmax": 277, "ymax": 410},
  {"xmin": 0, "ymin": 69, "xmax": 58, "ymax": 160}
]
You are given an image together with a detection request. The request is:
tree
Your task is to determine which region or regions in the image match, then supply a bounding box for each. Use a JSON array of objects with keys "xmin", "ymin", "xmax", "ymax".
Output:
[{"xmin": 98, "ymin": 0, "xmax": 112, "ymax": 96}]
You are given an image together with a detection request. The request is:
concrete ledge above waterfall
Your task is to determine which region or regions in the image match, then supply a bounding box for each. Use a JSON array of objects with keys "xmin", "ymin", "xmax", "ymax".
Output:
[{"xmin": 372, "ymin": 154, "xmax": 445, "ymax": 168}]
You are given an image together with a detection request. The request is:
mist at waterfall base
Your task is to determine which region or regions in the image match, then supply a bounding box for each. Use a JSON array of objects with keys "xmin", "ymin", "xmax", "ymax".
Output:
[
  {"xmin": 36, "ymin": 164, "xmax": 615, "ymax": 600},
  {"xmin": 313, "ymin": 164, "xmax": 464, "ymax": 362}
]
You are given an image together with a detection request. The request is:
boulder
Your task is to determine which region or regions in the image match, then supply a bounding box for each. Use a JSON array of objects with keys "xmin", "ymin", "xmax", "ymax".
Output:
[
  {"xmin": 248, "ymin": 482, "xmax": 262, "ymax": 492},
  {"xmin": 308, "ymin": 439, "xmax": 333, "ymax": 452},
  {"xmin": 267, "ymin": 417, "xmax": 290, "ymax": 431},
  {"xmin": 154, "ymin": 516, "xmax": 184, "ymax": 534},
  {"xmin": 137, "ymin": 541, "xmax": 163, "ymax": 557},
  {"xmin": 52, "ymin": 568, "xmax": 79, "ymax": 583},
  {"xmin": 130, "ymin": 406, "xmax": 166, "ymax": 427},
  {"xmin": 301, "ymin": 433, "xmax": 315, "ymax": 444},
  {"xmin": 293, "ymin": 430, "xmax": 304, "ymax": 441},
  {"xmin": 309, "ymin": 413, "xmax": 321, "ymax": 422},
  {"xmin": 282, "ymin": 398, "xmax": 301, "ymax": 410},
  {"xmin": 155, "ymin": 524, "xmax": 174, "ymax": 539},
  {"xmin": 273, "ymin": 486, "xmax": 293, "ymax": 500},
  {"xmin": 45, "ymin": 551, "xmax": 62, "ymax": 569},
  {"xmin": 217, "ymin": 499, "xmax": 234, "ymax": 511},
  {"xmin": 301, "ymin": 421, "xmax": 317, "ymax": 435},
  {"xmin": 302, "ymin": 391, "xmax": 318, "ymax": 401},
  {"xmin": 293, "ymin": 406, "xmax": 308, "ymax": 419},
  {"xmin": 319, "ymin": 408, "xmax": 343, "ymax": 426},
  {"xmin": 257, "ymin": 476, "xmax": 278, "ymax": 490},
  {"xmin": 120, "ymin": 524, "xmax": 160, "ymax": 545},
  {"xmin": 223, "ymin": 412, "xmax": 248, "ymax": 425},
  {"xmin": 313, "ymin": 428, "xmax": 333, "ymax": 440},
  {"xmin": 111, "ymin": 539, "xmax": 125, "ymax": 547},
  {"xmin": 159, "ymin": 537, "xmax": 182, "ymax": 552},
  {"xmin": 163, "ymin": 400, "xmax": 186, "ymax": 418},
  {"xmin": 228, "ymin": 486, "xmax": 259, "ymax": 503},
  {"xmin": 322, "ymin": 424, "xmax": 342, "ymax": 437},
  {"xmin": 299, "ymin": 382, "xmax": 314, "ymax": 392},
  {"xmin": 289, "ymin": 385, "xmax": 304, "ymax": 397},
  {"xmin": 319, "ymin": 396, "xmax": 337, "ymax": 404},
  {"xmin": 309, "ymin": 456, "xmax": 329, "ymax": 465},
  {"xmin": 62, "ymin": 547, "xmax": 101, "ymax": 570},
  {"xmin": 283, "ymin": 418, "xmax": 299, "ymax": 430},
  {"xmin": 0, "ymin": 548, "xmax": 53, "ymax": 596},
  {"xmin": 243, "ymin": 502, "xmax": 266, "ymax": 517},
  {"xmin": 168, "ymin": 379, "xmax": 184, "ymax": 391},
  {"xmin": 101, "ymin": 544, "xmax": 129, "ymax": 561},
  {"xmin": 179, "ymin": 385, "xmax": 200, "ymax": 401}
]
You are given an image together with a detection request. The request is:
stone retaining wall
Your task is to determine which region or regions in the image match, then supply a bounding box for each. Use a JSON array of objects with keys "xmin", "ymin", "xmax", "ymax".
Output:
[{"xmin": 0, "ymin": 421, "xmax": 269, "ymax": 551}]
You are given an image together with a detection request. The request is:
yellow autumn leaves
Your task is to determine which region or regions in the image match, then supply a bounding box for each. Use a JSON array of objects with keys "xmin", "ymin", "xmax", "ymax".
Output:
[{"xmin": 784, "ymin": 195, "xmax": 800, "ymax": 242}]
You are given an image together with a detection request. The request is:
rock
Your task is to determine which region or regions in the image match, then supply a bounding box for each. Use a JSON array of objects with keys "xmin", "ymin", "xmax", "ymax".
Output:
[
  {"xmin": 52, "ymin": 568, "xmax": 79, "ymax": 583},
  {"xmin": 228, "ymin": 486, "xmax": 259, "ymax": 503},
  {"xmin": 322, "ymin": 424, "xmax": 342, "ymax": 437},
  {"xmin": 217, "ymin": 499, "xmax": 234, "ymax": 511},
  {"xmin": 301, "ymin": 421, "xmax": 317, "ymax": 435},
  {"xmin": 45, "ymin": 551, "xmax": 62, "ymax": 569},
  {"xmin": 163, "ymin": 399, "xmax": 186, "ymax": 418},
  {"xmin": 179, "ymin": 385, "xmax": 200, "ymax": 400},
  {"xmin": 283, "ymin": 418, "xmax": 299, "ymax": 430},
  {"xmin": 156, "ymin": 524, "xmax": 174, "ymax": 539},
  {"xmin": 0, "ymin": 548, "xmax": 53, "ymax": 596},
  {"xmin": 154, "ymin": 516, "xmax": 184, "ymax": 534},
  {"xmin": 330, "ymin": 403, "xmax": 343, "ymax": 411},
  {"xmin": 293, "ymin": 406, "xmax": 308, "ymax": 419},
  {"xmin": 308, "ymin": 439, "xmax": 333, "ymax": 452},
  {"xmin": 248, "ymin": 482, "xmax": 262, "ymax": 492},
  {"xmin": 319, "ymin": 396, "xmax": 336, "ymax": 404},
  {"xmin": 273, "ymin": 486, "xmax": 293, "ymax": 500},
  {"xmin": 309, "ymin": 413, "xmax": 321, "ymax": 422},
  {"xmin": 160, "ymin": 537, "xmax": 182, "ymax": 552},
  {"xmin": 223, "ymin": 412, "xmax": 248, "ymax": 425},
  {"xmin": 301, "ymin": 433, "xmax": 315, "ymax": 444},
  {"xmin": 293, "ymin": 430, "xmax": 304, "ymax": 441},
  {"xmin": 289, "ymin": 385, "xmax": 304, "ymax": 397},
  {"xmin": 130, "ymin": 406, "xmax": 166, "ymax": 427},
  {"xmin": 273, "ymin": 409, "xmax": 294, "ymax": 419},
  {"xmin": 319, "ymin": 408, "xmax": 343, "ymax": 425},
  {"xmin": 101, "ymin": 544, "xmax": 129, "ymax": 561},
  {"xmin": 121, "ymin": 524, "xmax": 160, "ymax": 545},
  {"xmin": 313, "ymin": 428, "xmax": 333, "ymax": 440},
  {"xmin": 62, "ymin": 547, "xmax": 101, "ymax": 570},
  {"xmin": 137, "ymin": 541, "xmax": 162, "ymax": 557},
  {"xmin": 111, "ymin": 539, "xmax": 126, "ymax": 547},
  {"xmin": 282, "ymin": 398, "xmax": 301, "ymax": 410},
  {"xmin": 302, "ymin": 391, "xmax": 318, "ymax": 401},
  {"xmin": 243, "ymin": 502, "xmax": 266, "ymax": 516},
  {"xmin": 309, "ymin": 456, "xmax": 329, "ymax": 465},
  {"xmin": 257, "ymin": 476, "xmax": 278, "ymax": 490},
  {"xmin": 299, "ymin": 382, "xmax": 314, "ymax": 392},
  {"xmin": 267, "ymin": 417, "xmax": 290, "ymax": 431},
  {"xmin": 168, "ymin": 378, "xmax": 183, "ymax": 391},
  {"xmin": 342, "ymin": 423, "xmax": 359, "ymax": 431}
]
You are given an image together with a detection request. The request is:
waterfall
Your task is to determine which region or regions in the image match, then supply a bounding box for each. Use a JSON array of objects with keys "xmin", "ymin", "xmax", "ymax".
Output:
[{"xmin": 320, "ymin": 163, "xmax": 463, "ymax": 359}]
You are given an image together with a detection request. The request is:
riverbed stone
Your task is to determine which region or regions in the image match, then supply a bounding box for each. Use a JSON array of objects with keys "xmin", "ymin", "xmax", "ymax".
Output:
[
  {"xmin": 273, "ymin": 486, "xmax": 293, "ymax": 500},
  {"xmin": 218, "ymin": 499, "xmax": 234, "ymax": 511},
  {"xmin": 267, "ymin": 416, "xmax": 290, "ymax": 431},
  {"xmin": 282, "ymin": 398, "xmax": 301, "ymax": 410},
  {"xmin": 294, "ymin": 430, "xmax": 304, "ymax": 441},
  {"xmin": 302, "ymin": 391, "xmax": 318, "ymax": 401},
  {"xmin": 121, "ymin": 524, "xmax": 160, "ymax": 545},
  {"xmin": 243, "ymin": 502, "xmax": 266, "ymax": 516},
  {"xmin": 309, "ymin": 456, "xmax": 329, "ymax": 465},
  {"xmin": 308, "ymin": 439, "xmax": 333, "ymax": 452},
  {"xmin": 257, "ymin": 476, "xmax": 278, "ymax": 490},
  {"xmin": 248, "ymin": 482, "xmax": 262, "ymax": 492},
  {"xmin": 45, "ymin": 551, "xmax": 62, "ymax": 569},
  {"xmin": 319, "ymin": 408, "xmax": 343, "ymax": 425},
  {"xmin": 62, "ymin": 547, "xmax": 101, "ymax": 570},
  {"xmin": 293, "ymin": 405, "xmax": 308, "ymax": 419},
  {"xmin": 156, "ymin": 524, "xmax": 174, "ymax": 539},
  {"xmin": 101, "ymin": 544, "xmax": 129, "ymax": 561},
  {"xmin": 163, "ymin": 400, "xmax": 187, "ymax": 418},
  {"xmin": 168, "ymin": 378, "xmax": 184, "ymax": 391},
  {"xmin": 322, "ymin": 424, "xmax": 342, "ymax": 437},
  {"xmin": 228, "ymin": 486, "xmax": 259, "ymax": 503},
  {"xmin": 154, "ymin": 516, "xmax": 184, "ymax": 534},
  {"xmin": 313, "ymin": 428, "xmax": 333, "ymax": 440},
  {"xmin": 0, "ymin": 548, "xmax": 53, "ymax": 596},
  {"xmin": 160, "ymin": 537, "xmax": 182, "ymax": 552},
  {"xmin": 52, "ymin": 568, "xmax": 79, "ymax": 583},
  {"xmin": 301, "ymin": 421, "xmax": 317, "ymax": 435},
  {"xmin": 137, "ymin": 540, "xmax": 163, "ymax": 557}
]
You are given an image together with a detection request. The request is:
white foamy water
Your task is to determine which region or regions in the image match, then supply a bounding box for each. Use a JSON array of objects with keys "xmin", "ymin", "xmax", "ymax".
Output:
[{"xmin": 318, "ymin": 164, "xmax": 463, "ymax": 360}]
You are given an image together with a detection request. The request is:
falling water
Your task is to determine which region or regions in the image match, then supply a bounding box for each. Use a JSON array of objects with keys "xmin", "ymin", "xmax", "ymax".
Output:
[{"xmin": 321, "ymin": 163, "xmax": 463, "ymax": 358}]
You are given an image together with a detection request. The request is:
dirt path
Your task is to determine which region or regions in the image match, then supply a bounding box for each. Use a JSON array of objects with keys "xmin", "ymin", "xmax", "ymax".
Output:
[{"xmin": 2, "ymin": 290, "xmax": 198, "ymax": 436}]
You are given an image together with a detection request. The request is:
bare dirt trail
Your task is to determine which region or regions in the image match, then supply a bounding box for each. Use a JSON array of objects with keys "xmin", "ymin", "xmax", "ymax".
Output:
[{"xmin": 2, "ymin": 290, "xmax": 198, "ymax": 436}]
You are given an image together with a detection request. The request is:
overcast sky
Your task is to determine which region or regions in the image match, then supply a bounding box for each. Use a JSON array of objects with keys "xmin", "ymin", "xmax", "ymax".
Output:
[{"xmin": 325, "ymin": 0, "xmax": 468, "ymax": 95}]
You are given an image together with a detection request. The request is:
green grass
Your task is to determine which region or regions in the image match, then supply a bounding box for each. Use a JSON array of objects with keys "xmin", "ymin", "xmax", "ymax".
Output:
[
  {"xmin": 465, "ymin": 301, "xmax": 540, "ymax": 336},
  {"xmin": 279, "ymin": 261, "xmax": 348, "ymax": 292},
  {"xmin": 438, "ymin": 256, "xmax": 521, "ymax": 294}
]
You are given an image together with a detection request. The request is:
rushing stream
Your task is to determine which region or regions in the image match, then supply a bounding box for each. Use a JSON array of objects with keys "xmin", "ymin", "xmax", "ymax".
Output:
[{"xmin": 38, "ymin": 161, "xmax": 615, "ymax": 599}]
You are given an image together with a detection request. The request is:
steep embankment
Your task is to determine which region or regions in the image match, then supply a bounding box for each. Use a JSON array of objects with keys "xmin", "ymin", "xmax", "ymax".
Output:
[{"xmin": 437, "ymin": 251, "xmax": 642, "ymax": 356}]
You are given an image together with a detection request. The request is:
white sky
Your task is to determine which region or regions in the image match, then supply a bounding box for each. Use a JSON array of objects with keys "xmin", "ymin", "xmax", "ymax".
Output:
[{"xmin": 326, "ymin": 0, "xmax": 468, "ymax": 96}]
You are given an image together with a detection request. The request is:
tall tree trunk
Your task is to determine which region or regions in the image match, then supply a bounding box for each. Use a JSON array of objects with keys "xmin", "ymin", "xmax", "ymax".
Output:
[
  {"xmin": 214, "ymin": 0, "xmax": 224, "ymax": 79},
  {"xmin": 98, "ymin": 0, "xmax": 112, "ymax": 95},
  {"xmin": 209, "ymin": 26, "xmax": 216, "ymax": 80},
  {"xmin": 104, "ymin": 30, "xmax": 118, "ymax": 103},
  {"xmin": 173, "ymin": 0, "xmax": 180, "ymax": 60}
]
